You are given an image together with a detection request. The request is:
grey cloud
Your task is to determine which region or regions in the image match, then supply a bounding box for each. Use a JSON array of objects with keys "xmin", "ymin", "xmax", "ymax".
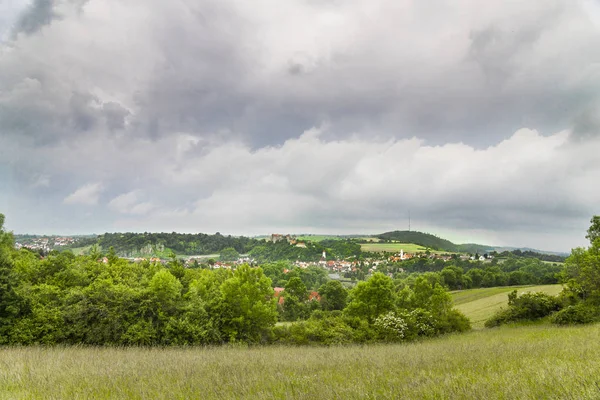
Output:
[
  {"xmin": 12, "ymin": 0, "xmax": 58, "ymax": 37},
  {"xmin": 102, "ymin": 102, "xmax": 130, "ymax": 131},
  {"xmin": 2, "ymin": 0, "xmax": 600, "ymax": 149},
  {"xmin": 2, "ymin": 0, "xmax": 600, "ymax": 251},
  {"xmin": 571, "ymin": 105, "xmax": 600, "ymax": 139}
]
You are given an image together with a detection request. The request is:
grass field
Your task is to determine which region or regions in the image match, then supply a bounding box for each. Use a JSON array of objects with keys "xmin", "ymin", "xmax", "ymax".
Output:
[
  {"xmin": 296, "ymin": 235, "xmax": 344, "ymax": 242},
  {"xmin": 1, "ymin": 324, "xmax": 600, "ymax": 399},
  {"xmin": 360, "ymin": 242, "xmax": 435, "ymax": 253},
  {"xmin": 452, "ymin": 284, "xmax": 564, "ymax": 328}
]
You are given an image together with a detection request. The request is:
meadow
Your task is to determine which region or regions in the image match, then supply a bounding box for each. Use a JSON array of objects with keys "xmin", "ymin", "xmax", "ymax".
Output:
[
  {"xmin": 451, "ymin": 284, "xmax": 563, "ymax": 328},
  {"xmin": 360, "ymin": 242, "xmax": 433, "ymax": 253},
  {"xmin": 1, "ymin": 323, "xmax": 599, "ymax": 399}
]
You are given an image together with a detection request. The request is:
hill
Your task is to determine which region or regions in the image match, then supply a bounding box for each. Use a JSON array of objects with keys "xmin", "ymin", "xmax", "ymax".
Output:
[
  {"xmin": 376, "ymin": 230, "xmax": 494, "ymax": 253},
  {"xmin": 451, "ymin": 284, "xmax": 563, "ymax": 328}
]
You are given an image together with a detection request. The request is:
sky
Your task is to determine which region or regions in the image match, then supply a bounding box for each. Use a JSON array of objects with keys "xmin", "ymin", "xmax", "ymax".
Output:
[{"xmin": 1, "ymin": 0, "xmax": 600, "ymax": 252}]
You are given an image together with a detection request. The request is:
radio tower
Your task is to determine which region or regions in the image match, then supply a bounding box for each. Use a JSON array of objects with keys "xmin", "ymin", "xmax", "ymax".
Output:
[{"xmin": 408, "ymin": 210, "xmax": 411, "ymax": 232}]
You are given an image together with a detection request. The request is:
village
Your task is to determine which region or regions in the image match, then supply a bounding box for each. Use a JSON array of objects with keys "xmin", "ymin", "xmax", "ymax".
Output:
[{"xmin": 14, "ymin": 236, "xmax": 79, "ymax": 253}]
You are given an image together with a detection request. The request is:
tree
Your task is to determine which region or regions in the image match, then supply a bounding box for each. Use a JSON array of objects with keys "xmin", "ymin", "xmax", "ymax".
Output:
[
  {"xmin": 318, "ymin": 280, "xmax": 348, "ymax": 311},
  {"xmin": 586, "ymin": 216, "xmax": 600, "ymax": 244},
  {"xmin": 0, "ymin": 214, "xmax": 28, "ymax": 343},
  {"xmin": 344, "ymin": 273, "xmax": 396, "ymax": 322},
  {"xmin": 284, "ymin": 277, "xmax": 307, "ymax": 301},
  {"xmin": 219, "ymin": 265, "xmax": 277, "ymax": 342},
  {"xmin": 219, "ymin": 247, "xmax": 239, "ymax": 262}
]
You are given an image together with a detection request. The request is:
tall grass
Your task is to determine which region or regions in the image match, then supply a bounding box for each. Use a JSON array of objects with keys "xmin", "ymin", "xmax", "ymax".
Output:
[{"xmin": 2, "ymin": 323, "xmax": 599, "ymax": 399}]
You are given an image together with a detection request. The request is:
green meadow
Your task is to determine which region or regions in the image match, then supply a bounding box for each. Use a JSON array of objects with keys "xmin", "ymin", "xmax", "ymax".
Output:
[
  {"xmin": 451, "ymin": 284, "xmax": 564, "ymax": 328},
  {"xmin": 360, "ymin": 242, "xmax": 433, "ymax": 253},
  {"xmin": 1, "ymin": 323, "xmax": 599, "ymax": 399}
]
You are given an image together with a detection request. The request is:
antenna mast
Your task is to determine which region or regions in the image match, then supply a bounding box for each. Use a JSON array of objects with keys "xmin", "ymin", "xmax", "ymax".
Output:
[{"xmin": 408, "ymin": 210, "xmax": 411, "ymax": 232}]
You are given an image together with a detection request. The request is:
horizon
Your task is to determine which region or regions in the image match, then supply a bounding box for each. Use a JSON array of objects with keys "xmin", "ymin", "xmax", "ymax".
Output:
[
  {"xmin": 2, "ymin": 0, "xmax": 600, "ymax": 253},
  {"xmin": 7, "ymin": 225, "xmax": 574, "ymax": 254}
]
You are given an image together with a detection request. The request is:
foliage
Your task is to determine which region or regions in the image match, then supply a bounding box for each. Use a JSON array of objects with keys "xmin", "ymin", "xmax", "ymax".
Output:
[
  {"xmin": 0, "ymin": 214, "xmax": 472, "ymax": 346},
  {"xmin": 377, "ymin": 230, "xmax": 460, "ymax": 252},
  {"xmin": 344, "ymin": 273, "xmax": 397, "ymax": 322},
  {"xmin": 550, "ymin": 303, "xmax": 600, "ymax": 325},
  {"xmin": 374, "ymin": 312, "xmax": 409, "ymax": 342},
  {"xmin": 219, "ymin": 265, "xmax": 278, "ymax": 343},
  {"xmin": 219, "ymin": 247, "xmax": 240, "ymax": 262},
  {"xmin": 484, "ymin": 290, "xmax": 562, "ymax": 328},
  {"xmin": 90, "ymin": 231, "xmax": 262, "ymax": 257},
  {"xmin": 586, "ymin": 215, "xmax": 600, "ymax": 244},
  {"xmin": 318, "ymin": 280, "xmax": 348, "ymax": 311}
]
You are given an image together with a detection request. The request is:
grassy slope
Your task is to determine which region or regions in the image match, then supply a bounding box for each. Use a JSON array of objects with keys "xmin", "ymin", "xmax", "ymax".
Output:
[
  {"xmin": 361, "ymin": 242, "xmax": 429, "ymax": 253},
  {"xmin": 452, "ymin": 284, "xmax": 564, "ymax": 328},
  {"xmin": 2, "ymin": 324, "xmax": 600, "ymax": 399}
]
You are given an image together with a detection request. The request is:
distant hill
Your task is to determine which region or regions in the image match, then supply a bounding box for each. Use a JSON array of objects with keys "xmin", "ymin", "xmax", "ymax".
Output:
[
  {"xmin": 375, "ymin": 230, "xmax": 567, "ymax": 260},
  {"xmin": 492, "ymin": 247, "xmax": 569, "ymax": 257},
  {"xmin": 376, "ymin": 231, "xmax": 494, "ymax": 253}
]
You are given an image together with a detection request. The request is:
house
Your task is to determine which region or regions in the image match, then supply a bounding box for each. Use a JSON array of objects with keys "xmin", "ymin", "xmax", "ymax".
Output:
[{"xmin": 308, "ymin": 291, "xmax": 321, "ymax": 302}]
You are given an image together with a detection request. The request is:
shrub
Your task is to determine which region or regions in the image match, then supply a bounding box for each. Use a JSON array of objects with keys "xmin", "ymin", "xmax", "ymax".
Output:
[
  {"xmin": 374, "ymin": 312, "xmax": 409, "ymax": 342},
  {"xmin": 437, "ymin": 309, "xmax": 472, "ymax": 334},
  {"xmin": 550, "ymin": 304, "xmax": 600, "ymax": 325},
  {"xmin": 485, "ymin": 290, "xmax": 562, "ymax": 328}
]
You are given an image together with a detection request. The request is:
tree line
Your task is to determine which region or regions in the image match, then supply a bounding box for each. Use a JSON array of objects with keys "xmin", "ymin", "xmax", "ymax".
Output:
[
  {"xmin": 0, "ymin": 214, "xmax": 469, "ymax": 346},
  {"xmin": 485, "ymin": 216, "xmax": 600, "ymax": 327}
]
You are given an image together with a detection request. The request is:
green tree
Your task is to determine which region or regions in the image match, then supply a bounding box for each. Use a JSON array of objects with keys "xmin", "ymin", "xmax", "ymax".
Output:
[
  {"xmin": 219, "ymin": 247, "xmax": 240, "ymax": 262},
  {"xmin": 586, "ymin": 216, "xmax": 600, "ymax": 244},
  {"xmin": 344, "ymin": 273, "xmax": 396, "ymax": 322},
  {"xmin": 219, "ymin": 265, "xmax": 277, "ymax": 342},
  {"xmin": 284, "ymin": 277, "xmax": 307, "ymax": 301},
  {"xmin": 563, "ymin": 239, "xmax": 600, "ymax": 303},
  {"xmin": 318, "ymin": 280, "xmax": 348, "ymax": 311},
  {"xmin": 0, "ymin": 214, "xmax": 28, "ymax": 343}
]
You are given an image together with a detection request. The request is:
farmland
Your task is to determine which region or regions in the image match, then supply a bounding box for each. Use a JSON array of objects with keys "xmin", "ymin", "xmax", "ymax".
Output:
[
  {"xmin": 451, "ymin": 284, "xmax": 564, "ymax": 328},
  {"xmin": 360, "ymin": 242, "xmax": 437, "ymax": 253},
  {"xmin": 2, "ymin": 323, "xmax": 599, "ymax": 399}
]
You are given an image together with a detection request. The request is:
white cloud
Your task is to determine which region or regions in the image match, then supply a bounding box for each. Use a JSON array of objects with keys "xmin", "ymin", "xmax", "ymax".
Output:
[
  {"xmin": 63, "ymin": 182, "xmax": 103, "ymax": 205},
  {"xmin": 108, "ymin": 190, "xmax": 154, "ymax": 215}
]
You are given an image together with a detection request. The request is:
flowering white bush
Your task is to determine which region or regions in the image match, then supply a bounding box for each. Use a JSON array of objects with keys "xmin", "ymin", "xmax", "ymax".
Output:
[{"xmin": 374, "ymin": 312, "xmax": 408, "ymax": 341}]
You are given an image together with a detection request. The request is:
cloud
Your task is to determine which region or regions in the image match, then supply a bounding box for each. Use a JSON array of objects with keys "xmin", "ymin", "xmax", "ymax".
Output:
[
  {"xmin": 12, "ymin": 0, "xmax": 58, "ymax": 37},
  {"xmin": 1, "ymin": 0, "xmax": 600, "ymax": 250},
  {"xmin": 0, "ymin": 0, "xmax": 599, "ymax": 147},
  {"xmin": 63, "ymin": 182, "xmax": 103, "ymax": 205},
  {"xmin": 108, "ymin": 191, "xmax": 154, "ymax": 215}
]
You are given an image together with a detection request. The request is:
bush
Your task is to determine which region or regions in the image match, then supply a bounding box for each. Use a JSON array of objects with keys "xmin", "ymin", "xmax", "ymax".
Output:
[
  {"xmin": 374, "ymin": 312, "xmax": 409, "ymax": 342},
  {"xmin": 437, "ymin": 309, "xmax": 471, "ymax": 334},
  {"xmin": 550, "ymin": 304, "xmax": 600, "ymax": 325},
  {"xmin": 485, "ymin": 290, "xmax": 562, "ymax": 328}
]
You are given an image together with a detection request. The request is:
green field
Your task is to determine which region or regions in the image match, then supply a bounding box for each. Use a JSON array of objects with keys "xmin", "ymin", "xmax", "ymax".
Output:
[
  {"xmin": 452, "ymin": 284, "xmax": 564, "ymax": 328},
  {"xmin": 70, "ymin": 245, "xmax": 93, "ymax": 256},
  {"xmin": 2, "ymin": 324, "xmax": 599, "ymax": 399},
  {"xmin": 296, "ymin": 235, "xmax": 344, "ymax": 242},
  {"xmin": 360, "ymin": 242, "xmax": 435, "ymax": 253}
]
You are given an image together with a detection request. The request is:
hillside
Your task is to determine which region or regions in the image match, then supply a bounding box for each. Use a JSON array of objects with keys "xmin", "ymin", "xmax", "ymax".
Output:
[
  {"xmin": 376, "ymin": 230, "xmax": 494, "ymax": 253},
  {"xmin": 3, "ymin": 324, "xmax": 600, "ymax": 399},
  {"xmin": 451, "ymin": 285, "xmax": 564, "ymax": 328}
]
